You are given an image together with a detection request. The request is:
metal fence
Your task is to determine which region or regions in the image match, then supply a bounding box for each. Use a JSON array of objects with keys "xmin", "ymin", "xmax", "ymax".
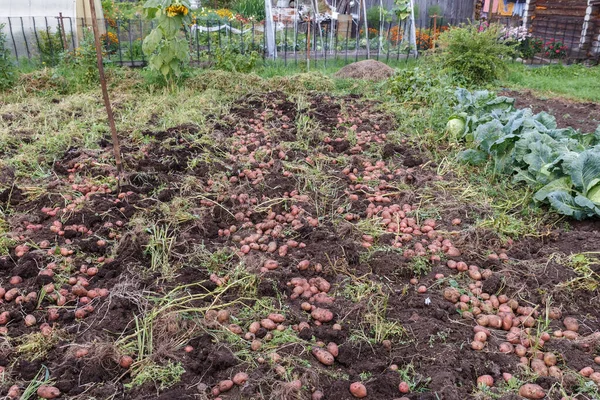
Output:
[{"xmin": 1, "ymin": 15, "xmax": 599, "ymax": 68}]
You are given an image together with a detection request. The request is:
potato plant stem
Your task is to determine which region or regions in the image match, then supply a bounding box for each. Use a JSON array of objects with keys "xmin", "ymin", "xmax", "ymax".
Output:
[{"xmin": 88, "ymin": 0, "xmax": 123, "ymax": 180}]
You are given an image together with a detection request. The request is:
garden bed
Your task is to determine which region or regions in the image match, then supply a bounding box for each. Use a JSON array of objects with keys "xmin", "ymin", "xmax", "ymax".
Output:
[{"xmin": 0, "ymin": 84, "xmax": 599, "ymax": 400}]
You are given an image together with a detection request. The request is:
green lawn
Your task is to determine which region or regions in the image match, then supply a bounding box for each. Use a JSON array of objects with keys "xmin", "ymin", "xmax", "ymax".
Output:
[{"xmin": 502, "ymin": 62, "xmax": 600, "ymax": 103}]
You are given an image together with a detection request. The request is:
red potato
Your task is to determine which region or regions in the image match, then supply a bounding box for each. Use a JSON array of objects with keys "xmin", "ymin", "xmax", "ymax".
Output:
[
  {"xmin": 471, "ymin": 341, "xmax": 485, "ymax": 350},
  {"xmin": 312, "ymin": 347, "xmax": 335, "ymax": 366},
  {"xmin": 531, "ymin": 359, "xmax": 548, "ymax": 376},
  {"xmin": 349, "ymin": 382, "xmax": 367, "ymax": 398},
  {"xmin": 36, "ymin": 385, "xmax": 61, "ymax": 399},
  {"xmin": 580, "ymin": 366, "xmax": 594, "ymax": 377},
  {"xmin": 264, "ymin": 260, "xmax": 279, "ymax": 270},
  {"xmin": 595, "ymin": 356, "xmax": 600, "ymax": 365},
  {"xmin": 7, "ymin": 385, "xmax": 20, "ymax": 399},
  {"xmin": 563, "ymin": 330, "xmax": 578, "ymax": 340},
  {"xmin": 417, "ymin": 285, "xmax": 427, "ymax": 293},
  {"xmin": 327, "ymin": 342, "xmax": 339, "ymax": 357},
  {"xmin": 311, "ymin": 308, "xmax": 334, "ymax": 323},
  {"xmin": 119, "ymin": 355, "xmax": 133, "ymax": 368},
  {"xmin": 9, "ymin": 276, "xmax": 22, "ymax": 285},
  {"xmin": 219, "ymin": 380, "xmax": 234, "ymax": 392},
  {"xmin": 443, "ymin": 288, "xmax": 460, "ymax": 303},
  {"xmin": 233, "ymin": 372, "xmax": 249, "ymax": 386},
  {"xmin": 549, "ymin": 366, "xmax": 563, "ymax": 379},
  {"xmin": 474, "ymin": 332, "xmax": 487, "ymax": 342},
  {"xmin": 268, "ymin": 313, "xmax": 285, "ymax": 323},
  {"xmin": 518, "ymin": 384, "xmax": 545, "ymax": 399},
  {"xmin": 477, "ymin": 375, "xmax": 494, "ymax": 387},
  {"xmin": 261, "ymin": 319, "xmax": 277, "ymax": 330},
  {"xmin": 75, "ymin": 348, "xmax": 89, "ymax": 358},
  {"xmin": 502, "ymin": 373, "xmax": 513, "ymax": 382},
  {"xmin": 589, "ymin": 372, "xmax": 600, "ymax": 384},
  {"xmin": 543, "ymin": 352, "xmax": 557, "ymax": 367},
  {"xmin": 251, "ymin": 340, "xmax": 262, "ymax": 351},
  {"xmin": 0, "ymin": 311, "xmax": 11, "ymax": 325},
  {"xmin": 392, "ymin": 380, "xmax": 409, "ymax": 394}
]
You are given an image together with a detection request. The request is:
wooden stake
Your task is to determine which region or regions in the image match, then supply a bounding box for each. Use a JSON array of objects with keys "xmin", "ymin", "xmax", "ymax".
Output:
[
  {"xmin": 58, "ymin": 13, "xmax": 68, "ymax": 51},
  {"xmin": 88, "ymin": 0, "xmax": 123, "ymax": 179}
]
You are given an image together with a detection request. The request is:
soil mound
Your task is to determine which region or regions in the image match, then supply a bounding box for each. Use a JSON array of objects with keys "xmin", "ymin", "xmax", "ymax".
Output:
[{"xmin": 334, "ymin": 60, "xmax": 395, "ymax": 81}]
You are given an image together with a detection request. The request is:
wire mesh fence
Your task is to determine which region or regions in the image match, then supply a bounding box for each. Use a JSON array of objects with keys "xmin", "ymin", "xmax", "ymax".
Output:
[{"xmin": 1, "ymin": 14, "xmax": 599, "ymax": 68}]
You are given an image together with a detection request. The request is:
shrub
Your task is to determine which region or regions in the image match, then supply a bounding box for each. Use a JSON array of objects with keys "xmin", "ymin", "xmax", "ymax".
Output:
[
  {"xmin": 366, "ymin": 7, "xmax": 391, "ymax": 30},
  {"xmin": 519, "ymin": 37, "xmax": 543, "ymax": 59},
  {"xmin": 214, "ymin": 45, "xmax": 258, "ymax": 73},
  {"xmin": 0, "ymin": 24, "xmax": 17, "ymax": 91},
  {"xmin": 433, "ymin": 23, "xmax": 516, "ymax": 86},
  {"xmin": 37, "ymin": 28, "xmax": 68, "ymax": 66},
  {"xmin": 387, "ymin": 66, "xmax": 452, "ymax": 106},
  {"xmin": 544, "ymin": 39, "xmax": 567, "ymax": 59}
]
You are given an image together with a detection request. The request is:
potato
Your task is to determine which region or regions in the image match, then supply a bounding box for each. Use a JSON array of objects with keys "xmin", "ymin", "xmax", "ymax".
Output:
[
  {"xmin": 474, "ymin": 332, "xmax": 487, "ymax": 342},
  {"xmin": 251, "ymin": 340, "xmax": 262, "ymax": 351},
  {"xmin": 487, "ymin": 315, "xmax": 503, "ymax": 329},
  {"xmin": 311, "ymin": 308, "xmax": 334, "ymax": 323},
  {"xmin": 249, "ymin": 321, "xmax": 261, "ymax": 334},
  {"xmin": 502, "ymin": 373, "xmax": 513, "ymax": 382},
  {"xmin": 37, "ymin": 385, "xmax": 61, "ymax": 399},
  {"xmin": 261, "ymin": 319, "xmax": 277, "ymax": 330},
  {"xmin": 549, "ymin": 366, "xmax": 563, "ymax": 379},
  {"xmin": 563, "ymin": 317, "xmax": 579, "ymax": 332},
  {"xmin": 589, "ymin": 372, "xmax": 600, "ymax": 384},
  {"xmin": 312, "ymin": 390, "xmax": 324, "ymax": 400},
  {"xmin": 515, "ymin": 344, "xmax": 527, "ymax": 357},
  {"xmin": 7, "ymin": 384, "xmax": 20, "ymax": 399},
  {"xmin": 119, "ymin": 355, "xmax": 133, "ymax": 368},
  {"xmin": 476, "ymin": 375, "xmax": 493, "ymax": 387},
  {"xmin": 349, "ymin": 382, "xmax": 367, "ymax": 398},
  {"xmin": 580, "ymin": 366, "xmax": 594, "ymax": 377},
  {"xmin": 518, "ymin": 383, "xmax": 545, "ymax": 399},
  {"xmin": 531, "ymin": 359, "xmax": 548, "ymax": 376},
  {"xmin": 476, "ymin": 315, "xmax": 489, "ymax": 327},
  {"xmin": 443, "ymin": 288, "xmax": 460, "ymax": 303},
  {"xmin": 312, "ymin": 347, "xmax": 335, "ymax": 366},
  {"xmin": 219, "ymin": 380, "xmax": 234, "ymax": 392},
  {"xmin": 562, "ymin": 330, "xmax": 578, "ymax": 340},
  {"xmin": 471, "ymin": 341, "xmax": 485, "ymax": 350},
  {"xmin": 548, "ymin": 307, "xmax": 562, "ymax": 320},
  {"xmin": 327, "ymin": 342, "xmax": 339, "ymax": 357},
  {"xmin": 217, "ymin": 310, "xmax": 230, "ymax": 323},
  {"xmin": 595, "ymin": 356, "xmax": 600, "ymax": 365},
  {"xmin": 499, "ymin": 342, "xmax": 514, "ymax": 354},
  {"xmin": 229, "ymin": 324, "xmax": 243, "ymax": 335},
  {"xmin": 474, "ymin": 325, "xmax": 491, "ymax": 336},
  {"xmin": 398, "ymin": 381, "xmax": 410, "ymax": 393},
  {"xmin": 543, "ymin": 352, "xmax": 557, "ymax": 367}
]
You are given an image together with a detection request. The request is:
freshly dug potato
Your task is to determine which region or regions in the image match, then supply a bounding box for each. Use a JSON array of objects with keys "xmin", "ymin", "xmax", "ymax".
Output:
[
  {"xmin": 37, "ymin": 385, "xmax": 61, "ymax": 399},
  {"xmin": 580, "ymin": 366, "xmax": 594, "ymax": 377},
  {"xmin": 327, "ymin": 342, "xmax": 339, "ymax": 357},
  {"xmin": 233, "ymin": 372, "xmax": 249, "ymax": 385},
  {"xmin": 219, "ymin": 380, "xmax": 234, "ymax": 392},
  {"xmin": 518, "ymin": 383, "xmax": 545, "ymax": 399},
  {"xmin": 531, "ymin": 359, "xmax": 548, "ymax": 376},
  {"xmin": 476, "ymin": 375, "xmax": 493, "ymax": 387},
  {"xmin": 549, "ymin": 366, "xmax": 563, "ymax": 379},
  {"xmin": 312, "ymin": 347, "xmax": 335, "ymax": 366},
  {"xmin": 443, "ymin": 287, "xmax": 460, "ymax": 303},
  {"xmin": 543, "ymin": 352, "xmax": 557, "ymax": 367},
  {"xmin": 349, "ymin": 382, "xmax": 367, "ymax": 398},
  {"xmin": 311, "ymin": 308, "xmax": 334, "ymax": 323},
  {"xmin": 563, "ymin": 317, "xmax": 579, "ymax": 332}
]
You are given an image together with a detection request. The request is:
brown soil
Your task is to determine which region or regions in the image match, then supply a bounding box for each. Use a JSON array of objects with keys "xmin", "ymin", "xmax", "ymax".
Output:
[
  {"xmin": 0, "ymin": 90, "xmax": 599, "ymax": 400},
  {"xmin": 334, "ymin": 60, "xmax": 396, "ymax": 81},
  {"xmin": 502, "ymin": 89, "xmax": 600, "ymax": 133}
]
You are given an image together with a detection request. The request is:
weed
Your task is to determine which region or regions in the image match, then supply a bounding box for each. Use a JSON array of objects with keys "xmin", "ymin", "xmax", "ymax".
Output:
[
  {"xmin": 408, "ymin": 256, "xmax": 432, "ymax": 277},
  {"xmin": 395, "ymin": 363, "xmax": 431, "ymax": 393},
  {"xmin": 17, "ymin": 331, "xmax": 63, "ymax": 361},
  {"xmin": 145, "ymin": 224, "xmax": 177, "ymax": 279},
  {"xmin": 19, "ymin": 366, "xmax": 53, "ymax": 400},
  {"xmin": 558, "ymin": 252, "xmax": 600, "ymax": 291},
  {"xmin": 126, "ymin": 361, "xmax": 185, "ymax": 391}
]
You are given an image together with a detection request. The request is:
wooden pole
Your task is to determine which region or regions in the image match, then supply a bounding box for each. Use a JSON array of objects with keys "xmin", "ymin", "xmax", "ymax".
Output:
[
  {"xmin": 58, "ymin": 13, "xmax": 68, "ymax": 51},
  {"xmin": 88, "ymin": 0, "xmax": 123, "ymax": 179}
]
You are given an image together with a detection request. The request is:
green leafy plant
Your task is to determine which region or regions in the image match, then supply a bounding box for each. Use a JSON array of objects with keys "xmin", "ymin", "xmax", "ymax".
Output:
[
  {"xmin": 387, "ymin": 66, "xmax": 453, "ymax": 106},
  {"xmin": 232, "ymin": 0, "xmax": 266, "ymax": 21},
  {"xmin": 392, "ymin": 0, "xmax": 413, "ymax": 20},
  {"xmin": 37, "ymin": 28, "xmax": 68, "ymax": 66},
  {"xmin": 142, "ymin": 0, "xmax": 192, "ymax": 84},
  {"xmin": 452, "ymin": 88, "xmax": 600, "ymax": 219},
  {"xmin": 214, "ymin": 45, "xmax": 259, "ymax": 73},
  {"xmin": 433, "ymin": 23, "xmax": 517, "ymax": 86},
  {"xmin": 519, "ymin": 36, "xmax": 543, "ymax": 59},
  {"xmin": 59, "ymin": 29, "xmax": 100, "ymax": 85},
  {"xmin": 0, "ymin": 24, "xmax": 16, "ymax": 91},
  {"xmin": 544, "ymin": 39, "xmax": 568, "ymax": 59}
]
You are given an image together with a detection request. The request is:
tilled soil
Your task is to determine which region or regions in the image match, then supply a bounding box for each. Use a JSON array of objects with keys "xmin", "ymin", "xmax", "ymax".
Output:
[{"xmin": 0, "ymin": 90, "xmax": 599, "ymax": 400}]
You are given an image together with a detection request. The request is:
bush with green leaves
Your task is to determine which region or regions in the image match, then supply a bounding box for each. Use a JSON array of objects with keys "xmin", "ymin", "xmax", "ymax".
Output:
[
  {"xmin": 213, "ymin": 45, "xmax": 259, "ymax": 73},
  {"xmin": 0, "ymin": 24, "xmax": 17, "ymax": 91},
  {"xmin": 37, "ymin": 28, "xmax": 68, "ymax": 66},
  {"xmin": 433, "ymin": 23, "xmax": 516, "ymax": 86},
  {"xmin": 451, "ymin": 89, "xmax": 600, "ymax": 219},
  {"xmin": 142, "ymin": 0, "xmax": 192, "ymax": 84}
]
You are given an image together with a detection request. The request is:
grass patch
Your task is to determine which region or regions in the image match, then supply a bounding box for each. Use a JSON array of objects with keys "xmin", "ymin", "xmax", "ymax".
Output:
[{"xmin": 502, "ymin": 63, "xmax": 600, "ymax": 102}]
